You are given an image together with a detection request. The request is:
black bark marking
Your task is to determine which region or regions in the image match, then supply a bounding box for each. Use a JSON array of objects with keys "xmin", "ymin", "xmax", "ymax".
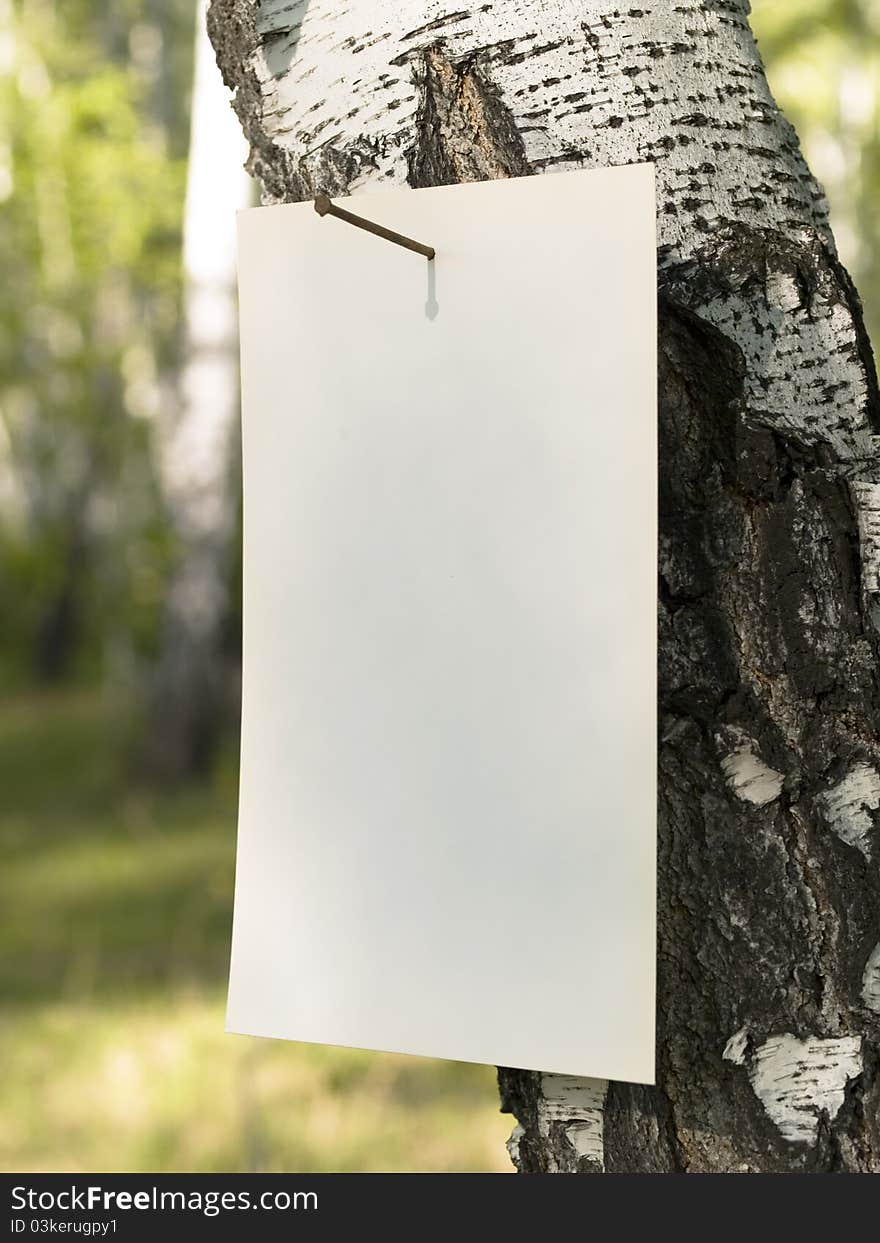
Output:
[{"xmin": 407, "ymin": 45, "xmax": 532, "ymax": 187}]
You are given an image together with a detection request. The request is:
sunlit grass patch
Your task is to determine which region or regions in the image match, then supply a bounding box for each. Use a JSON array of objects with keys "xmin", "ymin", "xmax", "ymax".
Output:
[
  {"xmin": 0, "ymin": 689, "xmax": 512, "ymax": 1171},
  {"xmin": 0, "ymin": 992, "xmax": 511, "ymax": 1172}
]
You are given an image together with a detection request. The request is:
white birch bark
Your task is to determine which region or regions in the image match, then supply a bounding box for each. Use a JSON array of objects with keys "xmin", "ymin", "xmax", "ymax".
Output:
[{"xmin": 207, "ymin": 0, "xmax": 880, "ymax": 1171}]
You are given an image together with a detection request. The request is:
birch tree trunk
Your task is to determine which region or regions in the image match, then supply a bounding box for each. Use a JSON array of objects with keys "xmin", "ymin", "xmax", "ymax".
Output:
[
  {"xmin": 208, "ymin": 0, "xmax": 880, "ymax": 1171},
  {"xmin": 146, "ymin": 0, "xmax": 251, "ymax": 777}
]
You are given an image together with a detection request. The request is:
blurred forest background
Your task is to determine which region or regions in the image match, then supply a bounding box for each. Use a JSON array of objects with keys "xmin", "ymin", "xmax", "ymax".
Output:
[{"xmin": 0, "ymin": 0, "xmax": 877, "ymax": 1172}]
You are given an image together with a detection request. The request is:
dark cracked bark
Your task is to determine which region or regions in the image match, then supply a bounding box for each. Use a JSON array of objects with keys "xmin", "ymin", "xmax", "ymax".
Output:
[{"xmin": 208, "ymin": 0, "xmax": 880, "ymax": 1171}]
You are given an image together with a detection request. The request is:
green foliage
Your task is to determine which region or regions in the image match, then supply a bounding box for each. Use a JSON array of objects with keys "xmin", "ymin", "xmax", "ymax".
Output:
[
  {"xmin": 752, "ymin": 0, "xmax": 880, "ymax": 348},
  {"xmin": 0, "ymin": 2, "xmax": 190, "ymax": 686}
]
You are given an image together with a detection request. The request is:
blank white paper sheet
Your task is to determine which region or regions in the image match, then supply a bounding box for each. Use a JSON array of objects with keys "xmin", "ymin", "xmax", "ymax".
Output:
[{"xmin": 228, "ymin": 164, "xmax": 657, "ymax": 1084}]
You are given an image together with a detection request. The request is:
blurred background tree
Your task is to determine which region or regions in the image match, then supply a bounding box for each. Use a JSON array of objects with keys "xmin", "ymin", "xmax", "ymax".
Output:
[
  {"xmin": 141, "ymin": 1, "xmax": 250, "ymax": 780},
  {"xmin": 0, "ymin": 0, "xmax": 876, "ymax": 1173}
]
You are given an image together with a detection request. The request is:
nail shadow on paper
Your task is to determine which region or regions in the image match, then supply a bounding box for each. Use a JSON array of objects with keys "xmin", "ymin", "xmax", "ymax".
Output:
[{"xmin": 425, "ymin": 260, "xmax": 438, "ymax": 321}]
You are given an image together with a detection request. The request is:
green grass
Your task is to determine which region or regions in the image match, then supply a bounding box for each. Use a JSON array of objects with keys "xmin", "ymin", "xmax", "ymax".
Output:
[{"xmin": 0, "ymin": 690, "xmax": 511, "ymax": 1172}]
